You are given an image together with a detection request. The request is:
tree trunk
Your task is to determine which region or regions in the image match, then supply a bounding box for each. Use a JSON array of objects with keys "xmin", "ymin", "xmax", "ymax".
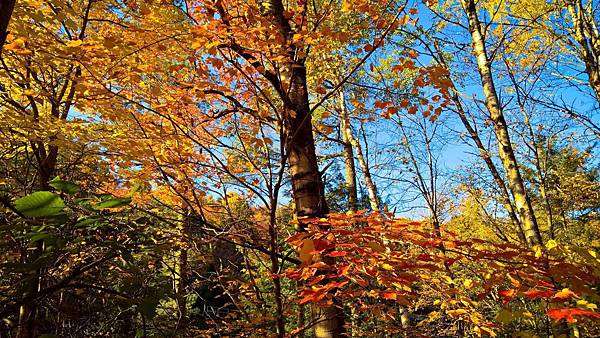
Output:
[
  {"xmin": 218, "ymin": 0, "xmax": 345, "ymax": 333},
  {"xmin": 285, "ymin": 62, "xmax": 344, "ymax": 338},
  {"xmin": 433, "ymin": 42, "xmax": 525, "ymax": 242},
  {"xmin": 279, "ymin": 19, "xmax": 344, "ymax": 338},
  {"xmin": 341, "ymin": 104, "xmax": 381, "ymax": 213},
  {"xmin": 517, "ymin": 102, "xmax": 556, "ymax": 240},
  {"xmin": 339, "ymin": 89, "xmax": 361, "ymax": 335},
  {"xmin": 175, "ymin": 215, "xmax": 189, "ymax": 333},
  {"xmin": 433, "ymin": 46, "xmax": 527, "ymax": 243},
  {"xmin": 339, "ymin": 90, "xmax": 358, "ymax": 212},
  {"xmin": 268, "ymin": 191, "xmax": 285, "ymax": 338},
  {"xmin": 565, "ymin": 0, "xmax": 600, "ymax": 104},
  {"xmin": 461, "ymin": 0, "xmax": 543, "ymax": 247},
  {"xmin": 452, "ymin": 95, "xmax": 526, "ymax": 243},
  {"xmin": 0, "ymin": 0, "xmax": 16, "ymax": 55}
]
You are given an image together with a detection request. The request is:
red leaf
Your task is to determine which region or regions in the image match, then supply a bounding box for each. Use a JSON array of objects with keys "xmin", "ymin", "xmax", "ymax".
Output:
[
  {"xmin": 354, "ymin": 278, "xmax": 368, "ymax": 287},
  {"xmin": 387, "ymin": 106, "xmax": 399, "ymax": 116},
  {"xmin": 328, "ymin": 251, "xmax": 347, "ymax": 257},
  {"xmin": 338, "ymin": 264, "xmax": 351, "ymax": 276},
  {"xmin": 298, "ymin": 287, "xmax": 327, "ymax": 304},
  {"xmin": 307, "ymin": 275, "xmax": 326, "ymax": 286},
  {"xmin": 523, "ymin": 289, "xmax": 555, "ymax": 299},
  {"xmin": 381, "ymin": 291, "xmax": 397, "ymax": 300},
  {"xmin": 445, "ymin": 257, "xmax": 458, "ymax": 266},
  {"xmin": 326, "ymin": 280, "xmax": 349, "ymax": 289},
  {"xmin": 547, "ymin": 308, "xmax": 600, "ymax": 323},
  {"xmin": 374, "ymin": 100, "xmax": 385, "ymax": 108},
  {"xmin": 499, "ymin": 289, "xmax": 516, "ymax": 304},
  {"xmin": 313, "ymin": 239, "xmax": 332, "ymax": 252}
]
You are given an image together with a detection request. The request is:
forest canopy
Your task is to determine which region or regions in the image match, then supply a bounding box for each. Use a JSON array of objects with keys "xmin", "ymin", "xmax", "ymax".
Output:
[{"xmin": 1, "ymin": 0, "xmax": 600, "ymax": 337}]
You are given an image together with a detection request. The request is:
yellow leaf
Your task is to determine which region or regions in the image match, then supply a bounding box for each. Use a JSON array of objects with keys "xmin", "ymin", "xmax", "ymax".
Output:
[
  {"xmin": 5, "ymin": 37, "xmax": 25, "ymax": 51},
  {"xmin": 299, "ymin": 239, "xmax": 314, "ymax": 264},
  {"xmin": 380, "ymin": 263, "xmax": 394, "ymax": 271},
  {"xmin": 447, "ymin": 309, "xmax": 468, "ymax": 317},
  {"xmin": 577, "ymin": 299, "xmax": 598, "ymax": 310},
  {"xmin": 66, "ymin": 39, "xmax": 83, "ymax": 47},
  {"xmin": 191, "ymin": 39, "xmax": 203, "ymax": 49},
  {"xmin": 480, "ymin": 326, "xmax": 497, "ymax": 337},
  {"xmin": 341, "ymin": 0, "xmax": 352, "ymax": 12},
  {"xmin": 553, "ymin": 288, "xmax": 577, "ymax": 300},
  {"xmin": 367, "ymin": 241, "xmax": 385, "ymax": 253},
  {"xmin": 546, "ymin": 239, "xmax": 558, "ymax": 250},
  {"xmin": 464, "ymin": 279, "xmax": 474, "ymax": 289}
]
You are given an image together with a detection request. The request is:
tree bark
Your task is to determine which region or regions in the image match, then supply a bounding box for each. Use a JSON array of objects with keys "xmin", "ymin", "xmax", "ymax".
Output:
[
  {"xmin": 516, "ymin": 95, "xmax": 556, "ymax": 240},
  {"xmin": 452, "ymin": 95, "xmax": 526, "ymax": 243},
  {"xmin": 338, "ymin": 89, "xmax": 361, "ymax": 335},
  {"xmin": 285, "ymin": 61, "xmax": 344, "ymax": 338},
  {"xmin": 268, "ymin": 2, "xmax": 344, "ymax": 335},
  {"xmin": 175, "ymin": 214, "xmax": 189, "ymax": 333},
  {"xmin": 565, "ymin": 0, "xmax": 600, "ymax": 104},
  {"xmin": 340, "ymin": 100, "xmax": 381, "ymax": 213},
  {"xmin": 461, "ymin": 0, "xmax": 543, "ymax": 247},
  {"xmin": 0, "ymin": 0, "xmax": 16, "ymax": 56},
  {"xmin": 433, "ymin": 43, "xmax": 525, "ymax": 242},
  {"xmin": 339, "ymin": 90, "xmax": 358, "ymax": 212},
  {"xmin": 217, "ymin": 0, "xmax": 346, "ymax": 333},
  {"xmin": 434, "ymin": 48, "xmax": 527, "ymax": 242}
]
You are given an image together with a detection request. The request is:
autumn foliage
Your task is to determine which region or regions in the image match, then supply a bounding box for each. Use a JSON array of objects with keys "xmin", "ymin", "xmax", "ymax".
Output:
[
  {"xmin": 284, "ymin": 212, "xmax": 600, "ymax": 336},
  {"xmin": 1, "ymin": 0, "xmax": 600, "ymax": 337}
]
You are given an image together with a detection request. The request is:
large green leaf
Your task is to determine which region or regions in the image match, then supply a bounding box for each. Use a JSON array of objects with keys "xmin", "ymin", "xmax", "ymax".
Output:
[
  {"xmin": 49, "ymin": 176, "xmax": 81, "ymax": 194},
  {"xmin": 26, "ymin": 232, "xmax": 53, "ymax": 242},
  {"xmin": 94, "ymin": 197, "xmax": 131, "ymax": 210},
  {"xmin": 14, "ymin": 191, "xmax": 65, "ymax": 218}
]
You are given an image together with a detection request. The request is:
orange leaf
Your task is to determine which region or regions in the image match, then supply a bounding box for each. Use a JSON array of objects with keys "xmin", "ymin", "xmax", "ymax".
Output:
[
  {"xmin": 547, "ymin": 308, "xmax": 600, "ymax": 323},
  {"xmin": 523, "ymin": 289, "xmax": 555, "ymax": 299},
  {"xmin": 338, "ymin": 264, "xmax": 352, "ymax": 275},
  {"xmin": 381, "ymin": 291, "xmax": 397, "ymax": 300},
  {"xmin": 552, "ymin": 288, "xmax": 578, "ymax": 301},
  {"xmin": 328, "ymin": 251, "xmax": 347, "ymax": 257},
  {"xmin": 499, "ymin": 289, "xmax": 516, "ymax": 304},
  {"xmin": 447, "ymin": 309, "xmax": 468, "ymax": 317}
]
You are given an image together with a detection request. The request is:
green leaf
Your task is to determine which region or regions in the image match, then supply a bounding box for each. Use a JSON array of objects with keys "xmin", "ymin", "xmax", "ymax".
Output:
[
  {"xmin": 94, "ymin": 197, "xmax": 131, "ymax": 210},
  {"xmin": 14, "ymin": 191, "xmax": 65, "ymax": 218},
  {"xmin": 75, "ymin": 217, "xmax": 100, "ymax": 228},
  {"xmin": 49, "ymin": 177, "xmax": 81, "ymax": 194},
  {"xmin": 27, "ymin": 232, "xmax": 53, "ymax": 242}
]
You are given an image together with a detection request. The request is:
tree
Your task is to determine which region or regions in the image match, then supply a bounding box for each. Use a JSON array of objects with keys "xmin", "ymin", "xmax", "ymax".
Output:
[
  {"xmin": 459, "ymin": 0, "xmax": 543, "ymax": 247},
  {"xmin": 0, "ymin": 0, "xmax": 15, "ymax": 55},
  {"xmin": 3, "ymin": 0, "xmax": 600, "ymax": 336}
]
